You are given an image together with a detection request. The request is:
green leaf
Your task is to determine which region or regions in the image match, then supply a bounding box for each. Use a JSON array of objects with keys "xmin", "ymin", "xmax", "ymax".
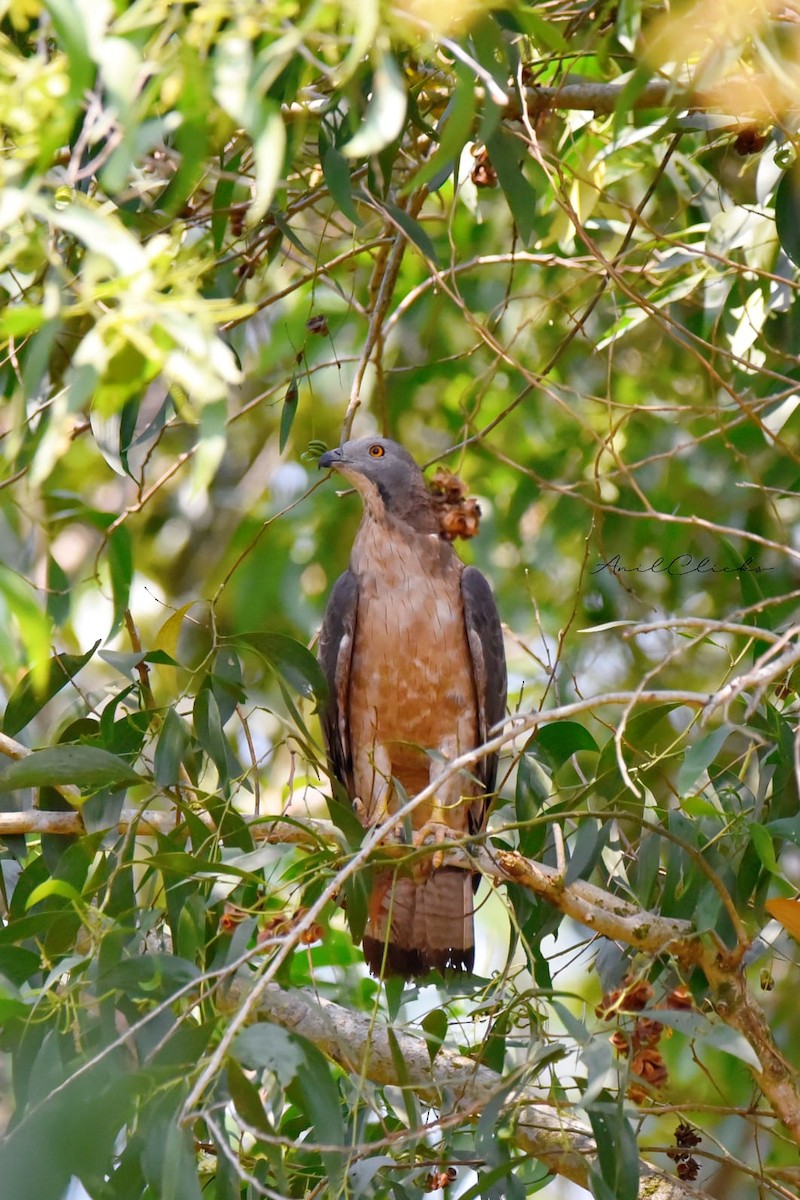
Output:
[
  {"xmin": 288, "ymin": 1039, "xmax": 346, "ymax": 1191},
  {"xmin": 750, "ymin": 822, "xmax": 781, "ymax": 875},
  {"xmin": 405, "ymin": 63, "xmax": 476, "ymax": 193},
  {"xmin": 533, "ymin": 721, "xmax": 599, "ymax": 772},
  {"xmin": 513, "ymin": 9, "xmax": 569, "ymax": 51},
  {"xmin": 189, "ymin": 398, "xmax": 228, "ymax": 499},
  {"xmin": 0, "ymin": 746, "xmax": 140, "ymax": 796},
  {"xmin": 24, "ymin": 878, "xmax": 84, "ymax": 910},
  {"xmin": 387, "ymin": 1027, "xmax": 419, "ymax": 1130},
  {"xmin": 322, "ymin": 145, "xmax": 361, "ymax": 225},
  {"xmin": 46, "ymin": 556, "xmax": 71, "ymax": 628},
  {"xmin": 422, "ymin": 1007, "xmax": 447, "ymax": 1065},
  {"xmin": 342, "ymin": 50, "xmax": 407, "ymax": 159},
  {"xmin": 226, "ymin": 1057, "xmax": 272, "ymax": 1134},
  {"xmin": 677, "ymin": 724, "xmax": 732, "ymax": 795},
  {"xmin": 587, "ymin": 1104, "xmax": 639, "ymax": 1200},
  {"xmin": 162, "ymin": 1121, "xmax": 203, "ymax": 1200},
  {"xmin": 565, "ymin": 819, "xmax": 610, "ymax": 885},
  {"xmin": 157, "ymin": 45, "xmax": 210, "ymax": 216},
  {"xmin": 212, "ymin": 149, "xmax": 242, "ymax": 250},
  {"xmin": 43, "ymin": 194, "xmax": 147, "ymax": 274},
  {"xmin": 369, "ymin": 195, "xmax": 439, "ymax": 265},
  {"xmin": 648, "ymin": 1008, "xmax": 761, "ymax": 1069},
  {"xmin": 234, "ymin": 632, "xmax": 328, "ymax": 703},
  {"xmin": 775, "ymin": 166, "xmax": 800, "ymax": 267},
  {"xmin": 250, "ymin": 103, "xmax": 286, "ymax": 224},
  {"xmin": 193, "ymin": 688, "xmax": 230, "ymax": 788},
  {"xmin": 485, "ymin": 126, "xmax": 539, "ymax": 244},
  {"xmin": 108, "ymin": 526, "xmax": 133, "ymax": 636},
  {"xmin": 232, "ymin": 1023, "xmax": 304, "ymax": 1085},
  {"xmin": 279, "ymin": 374, "xmax": 299, "ymax": 453},
  {"xmin": 4, "ymin": 641, "xmax": 100, "ymax": 737},
  {"xmin": 154, "ymin": 708, "xmax": 192, "ymax": 786},
  {"xmin": 0, "ymin": 564, "xmax": 53, "ymax": 693}
]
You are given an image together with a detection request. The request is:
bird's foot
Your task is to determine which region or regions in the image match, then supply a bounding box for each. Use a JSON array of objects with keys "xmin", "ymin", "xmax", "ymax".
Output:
[
  {"xmin": 412, "ymin": 821, "xmax": 455, "ymax": 873},
  {"xmin": 352, "ymin": 796, "xmax": 370, "ymax": 828}
]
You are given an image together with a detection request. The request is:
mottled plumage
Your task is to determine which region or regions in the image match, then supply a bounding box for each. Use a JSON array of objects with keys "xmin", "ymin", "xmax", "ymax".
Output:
[{"xmin": 318, "ymin": 437, "xmax": 506, "ymax": 977}]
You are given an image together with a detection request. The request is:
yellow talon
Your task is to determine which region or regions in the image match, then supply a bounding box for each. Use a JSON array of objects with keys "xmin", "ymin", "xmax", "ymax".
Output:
[{"xmin": 412, "ymin": 820, "xmax": 454, "ymax": 872}]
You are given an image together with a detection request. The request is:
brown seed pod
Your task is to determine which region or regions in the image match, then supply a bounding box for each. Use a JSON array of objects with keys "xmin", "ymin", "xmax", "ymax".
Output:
[
  {"xmin": 471, "ymin": 146, "xmax": 497, "ymax": 188},
  {"xmin": 306, "ymin": 313, "xmax": 329, "ymax": 336},
  {"xmin": 596, "ymin": 976, "xmax": 654, "ymax": 1017},
  {"xmin": 675, "ymin": 1122, "xmax": 702, "ymax": 1149},
  {"xmin": 630, "ymin": 1047, "xmax": 668, "ymax": 1087},
  {"xmin": 676, "ymin": 1157, "xmax": 700, "ymax": 1181},
  {"xmin": 633, "ymin": 1017, "xmax": 664, "ymax": 1048},
  {"xmin": 665, "ymin": 985, "xmax": 693, "ymax": 1010},
  {"xmin": 734, "ymin": 127, "xmax": 768, "ymax": 156}
]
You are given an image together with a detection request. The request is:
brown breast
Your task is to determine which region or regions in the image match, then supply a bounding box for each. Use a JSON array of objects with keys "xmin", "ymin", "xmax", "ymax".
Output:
[{"xmin": 347, "ymin": 516, "xmax": 479, "ymax": 803}]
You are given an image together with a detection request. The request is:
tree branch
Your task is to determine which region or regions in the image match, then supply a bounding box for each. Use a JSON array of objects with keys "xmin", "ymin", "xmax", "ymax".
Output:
[
  {"xmin": 479, "ymin": 849, "xmax": 800, "ymax": 1145},
  {"xmin": 516, "ymin": 74, "xmax": 778, "ymax": 121},
  {"xmin": 220, "ymin": 977, "xmax": 715, "ymax": 1200},
  {"xmin": 0, "ymin": 805, "xmax": 343, "ymax": 848}
]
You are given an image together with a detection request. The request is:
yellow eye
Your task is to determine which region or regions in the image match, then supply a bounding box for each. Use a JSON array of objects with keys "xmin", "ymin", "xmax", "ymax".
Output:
[{"xmin": 368, "ymin": 444, "xmax": 385, "ymax": 458}]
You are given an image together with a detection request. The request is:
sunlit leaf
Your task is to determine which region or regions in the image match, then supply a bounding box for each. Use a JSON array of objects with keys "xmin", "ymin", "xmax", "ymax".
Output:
[
  {"xmin": 750, "ymin": 823, "xmax": 781, "ymax": 875},
  {"xmin": 342, "ymin": 50, "xmax": 407, "ymax": 159},
  {"xmin": 249, "ymin": 103, "xmax": 286, "ymax": 224},
  {"xmin": 405, "ymin": 63, "xmax": 476, "ymax": 193},
  {"xmin": 0, "ymin": 565, "xmax": 52, "ymax": 693}
]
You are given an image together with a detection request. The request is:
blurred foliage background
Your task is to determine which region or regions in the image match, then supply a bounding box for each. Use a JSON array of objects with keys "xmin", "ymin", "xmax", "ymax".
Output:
[{"xmin": 1, "ymin": 0, "xmax": 800, "ymax": 1197}]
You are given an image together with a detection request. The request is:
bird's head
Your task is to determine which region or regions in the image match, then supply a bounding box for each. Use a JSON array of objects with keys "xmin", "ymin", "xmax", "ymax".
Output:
[{"xmin": 319, "ymin": 437, "xmax": 434, "ymax": 527}]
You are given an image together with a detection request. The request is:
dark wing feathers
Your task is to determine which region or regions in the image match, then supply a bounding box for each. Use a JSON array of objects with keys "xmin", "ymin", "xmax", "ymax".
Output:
[
  {"xmin": 461, "ymin": 565, "xmax": 507, "ymax": 809},
  {"xmin": 317, "ymin": 569, "xmax": 359, "ymax": 796}
]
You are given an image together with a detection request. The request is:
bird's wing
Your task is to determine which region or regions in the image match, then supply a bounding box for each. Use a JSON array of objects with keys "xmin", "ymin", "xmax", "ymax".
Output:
[
  {"xmin": 461, "ymin": 565, "xmax": 507, "ymax": 829},
  {"xmin": 317, "ymin": 569, "xmax": 359, "ymax": 796}
]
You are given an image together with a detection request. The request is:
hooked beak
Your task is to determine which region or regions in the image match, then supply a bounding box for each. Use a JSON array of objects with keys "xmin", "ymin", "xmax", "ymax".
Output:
[{"xmin": 318, "ymin": 446, "xmax": 345, "ymax": 470}]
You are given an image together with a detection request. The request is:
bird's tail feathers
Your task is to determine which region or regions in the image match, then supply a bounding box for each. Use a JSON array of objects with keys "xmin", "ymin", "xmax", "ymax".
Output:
[{"xmin": 362, "ymin": 868, "xmax": 474, "ymax": 978}]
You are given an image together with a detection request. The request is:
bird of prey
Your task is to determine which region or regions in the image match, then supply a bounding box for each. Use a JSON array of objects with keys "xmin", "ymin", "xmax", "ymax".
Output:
[{"xmin": 317, "ymin": 437, "xmax": 506, "ymax": 978}]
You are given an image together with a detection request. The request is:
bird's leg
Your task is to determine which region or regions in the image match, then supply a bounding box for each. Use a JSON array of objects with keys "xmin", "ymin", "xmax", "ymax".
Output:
[
  {"xmin": 354, "ymin": 743, "xmax": 402, "ymax": 839},
  {"xmin": 352, "ymin": 796, "xmax": 369, "ymax": 827},
  {"xmin": 413, "ymin": 748, "xmax": 467, "ymax": 872},
  {"xmin": 412, "ymin": 802, "xmax": 456, "ymax": 872}
]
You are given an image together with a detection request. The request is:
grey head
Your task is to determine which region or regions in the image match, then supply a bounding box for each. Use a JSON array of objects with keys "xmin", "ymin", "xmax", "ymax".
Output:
[{"xmin": 319, "ymin": 436, "xmax": 437, "ymax": 530}]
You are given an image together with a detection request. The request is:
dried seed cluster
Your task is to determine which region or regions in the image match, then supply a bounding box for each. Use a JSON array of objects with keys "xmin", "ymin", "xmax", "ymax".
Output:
[
  {"xmin": 428, "ymin": 468, "xmax": 482, "ymax": 540},
  {"xmin": 596, "ymin": 977, "xmax": 692, "ymax": 1105}
]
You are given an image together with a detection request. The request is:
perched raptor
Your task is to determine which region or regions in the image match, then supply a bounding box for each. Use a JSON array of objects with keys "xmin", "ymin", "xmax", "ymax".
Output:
[{"xmin": 317, "ymin": 437, "xmax": 507, "ymax": 978}]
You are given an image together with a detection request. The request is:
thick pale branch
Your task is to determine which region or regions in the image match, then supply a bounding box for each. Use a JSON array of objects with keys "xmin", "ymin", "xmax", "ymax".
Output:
[
  {"xmin": 517, "ymin": 75, "xmax": 779, "ymax": 121},
  {"xmin": 0, "ymin": 805, "xmax": 342, "ymax": 848},
  {"xmin": 522, "ymin": 78, "xmax": 677, "ymax": 114},
  {"xmin": 221, "ymin": 977, "xmax": 713, "ymax": 1200},
  {"xmin": 482, "ymin": 849, "xmax": 696, "ymax": 959}
]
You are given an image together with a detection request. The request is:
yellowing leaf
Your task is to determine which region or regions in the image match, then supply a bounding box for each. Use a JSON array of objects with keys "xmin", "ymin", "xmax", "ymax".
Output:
[
  {"xmin": 155, "ymin": 603, "xmax": 196, "ymax": 660},
  {"xmin": 765, "ymin": 898, "xmax": 800, "ymax": 940}
]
